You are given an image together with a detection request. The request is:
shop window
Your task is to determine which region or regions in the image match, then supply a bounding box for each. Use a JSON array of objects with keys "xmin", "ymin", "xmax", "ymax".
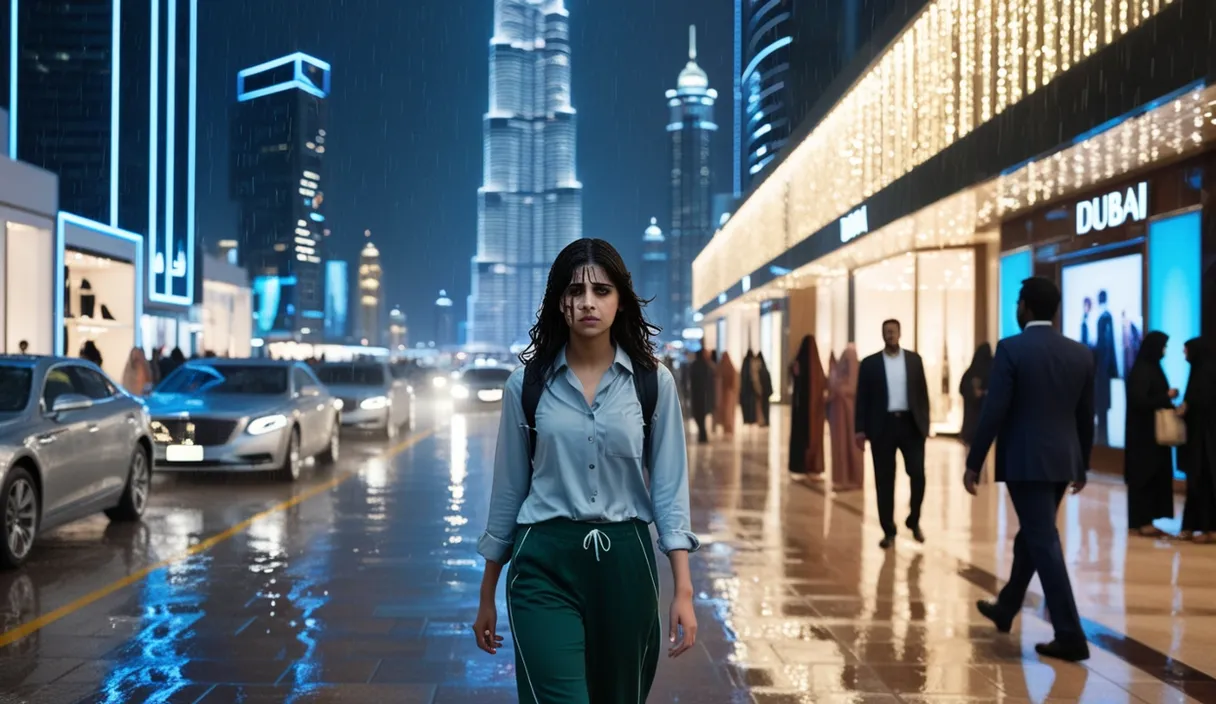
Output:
[
  {"xmin": 917, "ymin": 250, "xmax": 975, "ymax": 435},
  {"xmin": 998, "ymin": 250, "xmax": 1033, "ymax": 340}
]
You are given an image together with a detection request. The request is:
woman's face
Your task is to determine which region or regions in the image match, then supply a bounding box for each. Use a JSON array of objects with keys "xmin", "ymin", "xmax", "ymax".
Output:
[
  {"xmin": 561, "ymin": 264, "xmax": 619, "ymax": 340},
  {"xmin": 1185, "ymin": 344, "xmax": 1191, "ymax": 361}
]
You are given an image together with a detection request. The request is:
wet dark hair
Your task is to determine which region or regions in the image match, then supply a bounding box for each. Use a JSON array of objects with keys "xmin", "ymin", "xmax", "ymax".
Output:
[
  {"xmin": 520, "ymin": 238, "xmax": 660, "ymax": 382},
  {"xmin": 882, "ymin": 319, "xmax": 901, "ymax": 332}
]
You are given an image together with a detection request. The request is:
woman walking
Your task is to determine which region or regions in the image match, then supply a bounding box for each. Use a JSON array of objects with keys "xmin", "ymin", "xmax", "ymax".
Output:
[
  {"xmin": 474, "ymin": 238, "xmax": 700, "ymax": 703},
  {"xmin": 829, "ymin": 344, "xmax": 865, "ymax": 491},
  {"xmin": 121, "ymin": 347, "xmax": 154, "ymax": 396},
  {"xmin": 1123, "ymin": 332, "xmax": 1178, "ymax": 536},
  {"xmin": 715, "ymin": 352, "xmax": 739, "ymax": 435}
]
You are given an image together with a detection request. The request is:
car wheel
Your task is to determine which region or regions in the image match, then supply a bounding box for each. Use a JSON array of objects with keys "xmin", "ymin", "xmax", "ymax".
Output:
[
  {"xmin": 1, "ymin": 467, "xmax": 38, "ymax": 569},
  {"xmin": 318, "ymin": 418, "xmax": 340, "ymax": 466},
  {"xmin": 276, "ymin": 427, "xmax": 302, "ymax": 482},
  {"xmin": 105, "ymin": 446, "xmax": 150, "ymax": 522}
]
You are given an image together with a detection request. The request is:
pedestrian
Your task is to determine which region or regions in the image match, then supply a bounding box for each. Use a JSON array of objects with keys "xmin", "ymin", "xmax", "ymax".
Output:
[
  {"xmin": 80, "ymin": 340, "xmax": 103, "ymax": 368},
  {"xmin": 473, "ymin": 238, "xmax": 699, "ymax": 703},
  {"xmin": 788, "ymin": 335, "xmax": 827, "ymax": 478},
  {"xmin": 17, "ymin": 340, "xmax": 28, "ymax": 355},
  {"xmin": 959, "ymin": 343, "xmax": 993, "ymax": 448},
  {"xmin": 854, "ymin": 319, "xmax": 931, "ymax": 548},
  {"xmin": 965, "ymin": 276, "xmax": 1093, "ymax": 662},
  {"xmin": 688, "ymin": 348, "xmax": 713, "ymax": 443},
  {"xmin": 121, "ymin": 347, "xmax": 154, "ymax": 396},
  {"xmin": 715, "ymin": 351, "xmax": 739, "ymax": 435},
  {"xmin": 1180, "ymin": 338, "xmax": 1216, "ymax": 542},
  {"xmin": 1123, "ymin": 331, "xmax": 1178, "ymax": 537},
  {"xmin": 829, "ymin": 344, "xmax": 864, "ymax": 491}
]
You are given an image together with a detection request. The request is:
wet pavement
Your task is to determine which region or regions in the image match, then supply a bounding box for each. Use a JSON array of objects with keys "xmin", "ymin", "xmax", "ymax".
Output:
[{"xmin": 0, "ymin": 403, "xmax": 1214, "ymax": 702}]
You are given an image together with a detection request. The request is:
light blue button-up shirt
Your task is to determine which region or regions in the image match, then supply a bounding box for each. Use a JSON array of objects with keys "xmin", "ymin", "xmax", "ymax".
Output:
[{"xmin": 477, "ymin": 345, "xmax": 701, "ymax": 564}]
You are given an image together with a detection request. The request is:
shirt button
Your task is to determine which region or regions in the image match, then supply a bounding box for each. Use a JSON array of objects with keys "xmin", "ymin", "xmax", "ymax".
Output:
[
  {"xmin": 589, "ymin": 464, "xmax": 595, "ymax": 469},
  {"xmin": 590, "ymin": 497, "xmax": 596, "ymax": 503},
  {"xmin": 588, "ymin": 436, "xmax": 593, "ymax": 443}
]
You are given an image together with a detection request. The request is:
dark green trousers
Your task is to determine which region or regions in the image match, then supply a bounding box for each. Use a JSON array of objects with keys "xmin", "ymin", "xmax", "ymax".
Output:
[{"xmin": 507, "ymin": 519, "xmax": 661, "ymax": 704}]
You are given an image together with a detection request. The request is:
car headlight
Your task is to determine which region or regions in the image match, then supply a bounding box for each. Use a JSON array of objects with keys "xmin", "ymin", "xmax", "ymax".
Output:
[
  {"xmin": 360, "ymin": 396, "xmax": 390, "ymax": 410},
  {"xmin": 451, "ymin": 384, "xmax": 470, "ymax": 400},
  {"xmin": 432, "ymin": 376, "xmax": 448, "ymax": 389},
  {"xmin": 247, "ymin": 414, "xmax": 288, "ymax": 436},
  {"xmin": 150, "ymin": 420, "xmax": 174, "ymax": 443},
  {"xmin": 333, "ymin": 398, "xmax": 345, "ymax": 411}
]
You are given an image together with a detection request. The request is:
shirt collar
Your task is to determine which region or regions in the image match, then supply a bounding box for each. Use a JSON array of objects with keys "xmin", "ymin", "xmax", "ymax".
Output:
[
  {"xmin": 1024, "ymin": 321, "xmax": 1053, "ymax": 329},
  {"xmin": 554, "ymin": 344, "xmax": 635, "ymax": 375}
]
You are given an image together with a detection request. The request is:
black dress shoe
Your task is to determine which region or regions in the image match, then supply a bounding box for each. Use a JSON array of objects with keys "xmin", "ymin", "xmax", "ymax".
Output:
[
  {"xmin": 909, "ymin": 526, "xmax": 925, "ymax": 543},
  {"xmin": 976, "ymin": 600, "xmax": 1013, "ymax": 633},
  {"xmin": 1035, "ymin": 640, "xmax": 1090, "ymax": 662},
  {"xmin": 879, "ymin": 536, "xmax": 896, "ymax": 549}
]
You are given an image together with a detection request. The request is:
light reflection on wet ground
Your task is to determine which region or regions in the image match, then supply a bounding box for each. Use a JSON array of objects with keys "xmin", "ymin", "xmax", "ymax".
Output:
[{"xmin": 0, "ymin": 404, "xmax": 1213, "ymax": 702}]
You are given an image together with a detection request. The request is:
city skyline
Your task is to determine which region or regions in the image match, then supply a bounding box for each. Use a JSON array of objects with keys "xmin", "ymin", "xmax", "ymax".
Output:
[{"xmin": 194, "ymin": 0, "xmax": 733, "ymax": 342}]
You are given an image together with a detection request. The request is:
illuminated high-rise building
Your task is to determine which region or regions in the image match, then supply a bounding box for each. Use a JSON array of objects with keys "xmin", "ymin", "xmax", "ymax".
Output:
[
  {"xmin": 435, "ymin": 289, "xmax": 455, "ymax": 347},
  {"xmin": 358, "ymin": 233, "xmax": 382, "ymax": 346},
  {"xmin": 5, "ymin": 0, "xmax": 199, "ymax": 311},
  {"xmin": 667, "ymin": 26, "xmax": 716, "ymax": 334},
  {"xmin": 388, "ymin": 306, "xmax": 407, "ymax": 350},
  {"xmin": 639, "ymin": 218, "xmax": 668, "ymax": 332},
  {"xmin": 467, "ymin": 0, "xmax": 582, "ymax": 348},
  {"xmin": 231, "ymin": 52, "xmax": 330, "ymax": 342},
  {"xmin": 735, "ymin": 0, "xmax": 899, "ymax": 193}
]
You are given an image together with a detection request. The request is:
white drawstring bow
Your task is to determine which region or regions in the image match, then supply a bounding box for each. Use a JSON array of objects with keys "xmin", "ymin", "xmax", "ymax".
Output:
[{"xmin": 582, "ymin": 528, "xmax": 612, "ymax": 562}]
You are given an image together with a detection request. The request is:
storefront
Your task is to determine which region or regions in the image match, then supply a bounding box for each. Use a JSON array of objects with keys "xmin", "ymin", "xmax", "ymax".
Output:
[
  {"xmin": 200, "ymin": 252, "xmax": 253, "ymax": 359},
  {"xmin": 0, "ymin": 147, "xmax": 56, "ymax": 355},
  {"xmin": 1000, "ymin": 155, "xmax": 1212, "ymax": 472},
  {"xmin": 56, "ymin": 213, "xmax": 144, "ymax": 380}
]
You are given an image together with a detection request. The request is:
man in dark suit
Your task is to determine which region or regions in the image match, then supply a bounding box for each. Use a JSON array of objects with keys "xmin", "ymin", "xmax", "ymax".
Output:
[
  {"xmin": 855, "ymin": 319, "xmax": 931, "ymax": 549},
  {"xmin": 964, "ymin": 277, "xmax": 1093, "ymax": 662}
]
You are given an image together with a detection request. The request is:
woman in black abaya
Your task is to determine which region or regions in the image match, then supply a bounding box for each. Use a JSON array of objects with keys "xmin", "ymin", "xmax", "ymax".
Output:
[
  {"xmin": 1123, "ymin": 331, "xmax": 1178, "ymax": 537},
  {"xmin": 1181, "ymin": 338, "xmax": 1216, "ymax": 542},
  {"xmin": 959, "ymin": 343, "xmax": 993, "ymax": 448}
]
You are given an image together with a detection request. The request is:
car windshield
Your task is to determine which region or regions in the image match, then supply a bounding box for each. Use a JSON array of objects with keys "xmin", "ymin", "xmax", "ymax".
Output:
[
  {"xmin": 0, "ymin": 366, "xmax": 32, "ymax": 412},
  {"xmin": 316, "ymin": 364, "xmax": 386, "ymax": 386},
  {"xmin": 157, "ymin": 365, "xmax": 289, "ymax": 395},
  {"xmin": 461, "ymin": 368, "xmax": 512, "ymax": 383}
]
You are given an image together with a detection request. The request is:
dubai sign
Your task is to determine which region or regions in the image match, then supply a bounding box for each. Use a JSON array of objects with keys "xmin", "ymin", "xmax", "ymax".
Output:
[
  {"xmin": 1076, "ymin": 182, "xmax": 1149, "ymax": 236},
  {"xmin": 839, "ymin": 205, "xmax": 869, "ymax": 243}
]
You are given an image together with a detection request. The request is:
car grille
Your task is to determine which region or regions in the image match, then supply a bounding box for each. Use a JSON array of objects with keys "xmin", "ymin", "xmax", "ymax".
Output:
[
  {"xmin": 341, "ymin": 398, "xmax": 359, "ymax": 411},
  {"xmin": 155, "ymin": 419, "xmax": 240, "ymax": 446}
]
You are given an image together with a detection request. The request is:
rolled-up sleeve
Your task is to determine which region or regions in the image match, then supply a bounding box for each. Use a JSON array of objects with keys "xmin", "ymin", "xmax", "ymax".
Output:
[
  {"xmin": 477, "ymin": 369, "xmax": 531, "ymax": 564},
  {"xmin": 648, "ymin": 365, "xmax": 701, "ymax": 555}
]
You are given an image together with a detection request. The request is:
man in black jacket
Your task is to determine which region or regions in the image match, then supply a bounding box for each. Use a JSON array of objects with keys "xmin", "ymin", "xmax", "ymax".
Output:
[
  {"xmin": 963, "ymin": 277, "xmax": 1093, "ymax": 662},
  {"xmin": 854, "ymin": 319, "xmax": 932, "ymax": 548}
]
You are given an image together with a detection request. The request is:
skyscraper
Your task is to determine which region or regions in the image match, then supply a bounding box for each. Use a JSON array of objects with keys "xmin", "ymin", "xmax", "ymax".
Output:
[
  {"xmin": 6, "ymin": 0, "xmax": 198, "ymax": 306},
  {"xmin": 667, "ymin": 26, "xmax": 716, "ymax": 335},
  {"xmin": 231, "ymin": 52, "xmax": 330, "ymax": 342},
  {"xmin": 735, "ymin": 0, "xmax": 900, "ymax": 192},
  {"xmin": 358, "ymin": 233, "xmax": 382, "ymax": 346},
  {"xmin": 435, "ymin": 290, "xmax": 455, "ymax": 347},
  {"xmin": 640, "ymin": 218, "xmax": 668, "ymax": 332},
  {"xmin": 467, "ymin": 0, "xmax": 582, "ymax": 348}
]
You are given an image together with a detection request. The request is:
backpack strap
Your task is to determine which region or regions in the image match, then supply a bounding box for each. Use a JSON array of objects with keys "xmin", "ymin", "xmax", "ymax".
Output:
[
  {"xmin": 633, "ymin": 364, "xmax": 659, "ymax": 469},
  {"xmin": 521, "ymin": 361, "xmax": 545, "ymax": 465}
]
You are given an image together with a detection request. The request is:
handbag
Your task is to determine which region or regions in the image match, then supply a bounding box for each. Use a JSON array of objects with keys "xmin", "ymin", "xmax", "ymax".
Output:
[{"xmin": 1155, "ymin": 408, "xmax": 1187, "ymax": 447}]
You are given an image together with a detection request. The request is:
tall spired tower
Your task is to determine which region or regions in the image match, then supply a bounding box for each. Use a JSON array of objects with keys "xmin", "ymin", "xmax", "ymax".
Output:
[{"xmin": 468, "ymin": 0, "xmax": 582, "ymax": 348}]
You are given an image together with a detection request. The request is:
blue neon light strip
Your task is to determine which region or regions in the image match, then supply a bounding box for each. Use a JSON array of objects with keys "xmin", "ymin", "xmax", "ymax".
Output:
[
  {"xmin": 238, "ymin": 80, "xmax": 326, "ymax": 102},
  {"xmin": 741, "ymin": 36, "xmax": 791, "ymax": 84},
  {"xmin": 55, "ymin": 213, "xmax": 145, "ymax": 354},
  {"xmin": 186, "ymin": 0, "xmax": 197, "ymax": 304},
  {"xmin": 164, "ymin": 0, "xmax": 177, "ymax": 299},
  {"xmin": 147, "ymin": 0, "xmax": 160, "ymax": 304},
  {"xmin": 238, "ymin": 51, "xmax": 331, "ymax": 79},
  {"xmin": 8, "ymin": 0, "xmax": 17, "ymax": 160},
  {"xmin": 110, "ymin": 0, "xmax": 121, "ymax": 226}
]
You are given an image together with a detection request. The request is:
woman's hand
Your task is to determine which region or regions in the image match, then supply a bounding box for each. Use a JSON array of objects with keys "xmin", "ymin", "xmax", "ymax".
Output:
[
  {"xmin": 473, "ymin": 598, "xmax": 504, "ymax": 655},
  {"xmin": 1169, "ymin": 388, "xmax": 1180, "ymax": 400},
  {"xmin": 668, "ymin": 593, "xmax": 697, "ymax": 658},
  {"xmin": 1178, "ymin": 403, "xmax": 1188, "ymax": 417}
]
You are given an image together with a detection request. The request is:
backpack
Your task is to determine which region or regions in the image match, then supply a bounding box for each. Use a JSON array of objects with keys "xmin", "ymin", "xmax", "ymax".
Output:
[{"xmin": 521, "ymin": 360, "xmax": 659, "ymax": 468}]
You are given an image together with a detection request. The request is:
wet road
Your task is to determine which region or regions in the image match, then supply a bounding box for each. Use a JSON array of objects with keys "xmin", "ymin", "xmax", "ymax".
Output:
[{"xmin": 1, "ymin": 404, "xmax": 1215, "ymax": 702}]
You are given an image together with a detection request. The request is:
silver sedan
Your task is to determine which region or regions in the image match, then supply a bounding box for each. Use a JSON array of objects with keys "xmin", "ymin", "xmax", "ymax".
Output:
[
  {"xmin": 144, "ymin": 359, "xmax": 341, "ymax": 481},
  {"xmin": 0, "ymin": 356, "xmax": 153, "ymax": 568},
  {"xmin": 315, "ymin": 361, "xmax": 414, "ymax": 440}
]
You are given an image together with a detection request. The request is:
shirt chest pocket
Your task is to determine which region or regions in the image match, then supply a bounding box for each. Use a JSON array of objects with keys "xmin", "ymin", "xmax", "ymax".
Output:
[{"xmin": 603, "ymin": 408, "xmax": 645, "ymax": 459}]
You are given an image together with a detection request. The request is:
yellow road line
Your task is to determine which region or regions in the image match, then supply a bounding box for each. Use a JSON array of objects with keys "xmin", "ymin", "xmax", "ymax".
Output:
[{"xmin": 0, "ymin": 428, "xmax": 436, "ymax": 648}]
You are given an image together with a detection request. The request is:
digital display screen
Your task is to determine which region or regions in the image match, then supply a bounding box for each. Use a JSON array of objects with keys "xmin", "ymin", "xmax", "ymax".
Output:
[{"xmin": 1060, "ymin": 253, "xmax": 1143, "ymax": 450}]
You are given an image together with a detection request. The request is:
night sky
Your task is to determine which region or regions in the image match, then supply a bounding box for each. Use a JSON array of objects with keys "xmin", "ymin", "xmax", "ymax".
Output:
[{"xmin": 197, "ymin": 0, "xmax": 734, "ymax": 343}]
